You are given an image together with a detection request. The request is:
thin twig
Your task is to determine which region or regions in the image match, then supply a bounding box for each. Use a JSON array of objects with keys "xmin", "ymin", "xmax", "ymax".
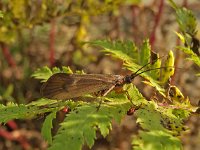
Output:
[
  {"xmin": 149, "ymin": 0, "xmax": 164, "ymax": 48},
  {"xmin": 0, "ymin": 43, "xmax": 17, "ymax": 68}
]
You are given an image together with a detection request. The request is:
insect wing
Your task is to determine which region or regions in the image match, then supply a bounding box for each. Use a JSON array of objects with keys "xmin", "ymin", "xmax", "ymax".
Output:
[{"xmin": 41, "ymin": 73, "xmax": 121, "ymax": 100}]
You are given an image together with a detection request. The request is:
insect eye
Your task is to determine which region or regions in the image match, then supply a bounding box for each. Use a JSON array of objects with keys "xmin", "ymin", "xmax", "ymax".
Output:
[{"xmin": 124, "ymin": 76, "xmax": 132, "ymax": 83}]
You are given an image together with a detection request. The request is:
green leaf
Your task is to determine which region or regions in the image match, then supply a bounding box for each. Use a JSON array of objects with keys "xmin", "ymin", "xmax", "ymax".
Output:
[
  {"xmin": 0, "ymin": 99, "xmax": 67, "ymax": 124},
  {"xmin": 168, "ymin": 0, "xmax": 197, "ymax": 36},
  {"xmin": 32, "ymin": 66, "xmax": 73, "ymax": 82},
  {"xmin": 177, "ymin": 46, "xmax": 200, "ymax": 66},
  {"xmin": 88, "ymin": 39, "xmax": 166, "ymax": 97},
  {"xmin": 89, "ymin": 39, "xmax": 167, "ymax": 96},
  {"xmin": 135, "ymin": 102, "xmax": 166, "ymax": 131},
  {"xmin": 28, "ymin": 98, "xmax": 58, "ymax": 107},
  {"xmin": 124, "ymin": 84, "xmax": 146, "ymax": 105},
  {"xmin": 32, "ymin": 66, "xmax": 53, "ymax": 82},
  {"xmin": 135, "ymin": 101, "xmax": 188, "ymax": 135},
  {"xmin": 0, "ymin": 102, "xmax": 39, "ymax": 123},
  {"xmin": 49, "ymin": 96, "xmax": 131, "ymax": 150},
  {"xmin": 88, "ymin": 40, "xmax": 138, "ymax": 64},
  {"xmin": 132, "ymin": 130, "xmax": 182, "ymax": 150},
  {"xmin": 132, "ymin": 97, "xmax": 189, "ymax": 150},
  {"xmin": 139, "ymin": 39, "xmax": 151, "ymax": 66},
  {"xmin": 41, "ymin": 111, "xmax": 57, "ymax": 144}
]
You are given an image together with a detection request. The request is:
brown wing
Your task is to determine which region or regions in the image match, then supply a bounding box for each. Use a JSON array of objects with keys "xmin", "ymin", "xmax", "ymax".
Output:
[{"xmin": 41, "ymin": 73, "xmax": 121, "ymax": 100}]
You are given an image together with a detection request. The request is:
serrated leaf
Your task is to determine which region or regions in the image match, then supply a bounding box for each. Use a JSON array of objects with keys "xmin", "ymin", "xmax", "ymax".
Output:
[
  {"xmin": 32, "ymin": 66, "xmax": 73, "ymax": 82},
  {"xmin": 28, "ymin": 98, "xmax": 58, "ymax": 107},
  {"xmin": 168, "ymin": 0, "xmax": 197, "ymax": 36},
  {"xmin": 135, "ymin": 100, "xmax": 188, "ymax": 135},
  {"xmin": 62, "ymin": 66, "xmax": 73, "ymax": 74},
  {"xmin": 0, "ymin": 99, "xmax": 67, "ymax": 124},
  {"xmin": 87, "ymin": 39, "xmax": 166, "ymax": 96},
  {"xmin": 41, "ymin": 111, "xmax": 57, "ymax": 144},
  {"xmin": 0, "ymin": 103, "xmax": 38, "ymax": 123},
  {"xmin": 88, "ymin": 40, "xmax": 138, "ymax": 64},
  {"xmin": 139, "ymin": 39, "xmax": 151, "ymax": 66},
  {"xmin": 177, "ymin": 46, "xmax": 200, "ymax": 66},
  {"xmin": 83, "ymin": 126, "xmax": 96, "ymax": 147},
  {"xmin": 32, "ymin": 66, "xmax": 53, "ymax": 82},
  {"xmin": 132, "ymin": 130, "xmax": 182, "ymax": 150},
  {"xmin": 49, "ymin": 97, "xmax": 131, "ymax": 150},
  {"xmin": 124, "ymin": 84, "xmax": 146, "ymax": 105},
  {"xmin": 135, "ymin": 102, "xmax": 166, "ymax": 131}
]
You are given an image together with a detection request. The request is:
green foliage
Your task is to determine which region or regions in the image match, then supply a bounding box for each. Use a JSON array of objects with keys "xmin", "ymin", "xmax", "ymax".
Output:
[
  {"xmin": 139, "ymin": 39, "xmax": 151, "ymax": 66},
  {"xmin": 1, "ymin": 1, "xmax": 200, "ymax": 149},
  {"xmin": 168, "ymin": 0, "xmax": 197, "ymax": 36},
  {"xmin": 32, "ymin": 66, "xmax": 73, "ymax": 82},
  {"xmin": 42, "ymin": 111, "xmax": 57, "ymax": 145},
  {"xmin": 128, "ymin": 85, "xmax": 188, "ymax": 150},
  {"xmin": 169, "ymin": 0, "xmax": 200, "ymax": 70},
  {"xmin": 49, "ymin": 97, "xmax": 131, "ymax": 150},
  {"xmin": 177, "ymin": 46, "xmax": 200, "ymax": 67},
  {"xmin": 1, "ymin": 37, "xmax": 196, "ymax": 149},
  {"xmin": 132, "ymin": 130, "xmax": 182, "ymax": 150},
  {"xmin": 0, "ymin": 99, "xmax": 68, "ymax": 124},
  {"xmin": 88, "ymin": 40, "xmax": 138, "ymax": 64}
]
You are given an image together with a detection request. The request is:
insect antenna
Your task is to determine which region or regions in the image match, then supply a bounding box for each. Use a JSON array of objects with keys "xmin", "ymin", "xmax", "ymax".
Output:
[
  {"xmin": 125, "ymin": 55, "xmax": 168, "ymax": 82},
  {"xmin": 133, "ymin": 55, "xmax": 166, "ymax": 76},
  {"xmin": 132, "ymin": 66, "xmax": 171, "ymax": 78},
  {"xmin": 127, "ymin": 66, "xmax": 182, "ymax": 83}
]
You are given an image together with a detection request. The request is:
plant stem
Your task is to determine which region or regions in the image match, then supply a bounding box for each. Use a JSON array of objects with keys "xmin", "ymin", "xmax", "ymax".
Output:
[
  {"xmin": 0, "ymin": 43, "xmax": 17, "ymax": 68},
  {"xmin": 149, "ymin": 0, "xmax": 164, "ymax": 48}
]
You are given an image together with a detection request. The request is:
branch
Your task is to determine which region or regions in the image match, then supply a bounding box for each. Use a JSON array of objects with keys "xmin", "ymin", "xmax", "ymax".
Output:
[
  {"xmin": 0, "ymin": 43, "xmax": 17, "ymax": 68},
  {"xmin": 149, "ymin": 0, "xmax": 164, "ymax": 48}
]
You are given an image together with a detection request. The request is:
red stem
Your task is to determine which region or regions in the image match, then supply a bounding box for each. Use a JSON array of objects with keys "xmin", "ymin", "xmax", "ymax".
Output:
[
  {"xmin": 183, "ymin": 0, "xmax": 188, "ymax": 7},
  {"xmin": 149, "ymin": 0, "xmax": 164, "ymax": 48},
  {"xmin": 49, "ymin": 19, "xmax": 56, "ymax": 67},
  {"xmin": 0, "ymin": 43, "xmax": 17, "ymax": 68},
  {"xmin": 7, "ymin": 120, "xmax": 18, "ymax": 130},
  {"xmin": 0, "ymin": 128, "xmax": 30, "ymax": 150}
]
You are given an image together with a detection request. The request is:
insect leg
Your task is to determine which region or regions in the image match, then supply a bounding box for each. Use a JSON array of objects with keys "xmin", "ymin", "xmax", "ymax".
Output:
[{"xmin": 96, "ymin": 85, "xmax": 116, "ymax": 111}]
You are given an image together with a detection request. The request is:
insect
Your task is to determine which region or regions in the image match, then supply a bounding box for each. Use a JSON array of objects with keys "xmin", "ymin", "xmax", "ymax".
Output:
[{"xmin": 41, "ymin": 63, "xmax": 169, "ymax": 100}]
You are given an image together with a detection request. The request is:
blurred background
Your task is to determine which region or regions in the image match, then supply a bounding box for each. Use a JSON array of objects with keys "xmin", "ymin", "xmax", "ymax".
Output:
[{"xmin": 0, "ymin": 0, "xmax": 200, "ymax": 149}]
